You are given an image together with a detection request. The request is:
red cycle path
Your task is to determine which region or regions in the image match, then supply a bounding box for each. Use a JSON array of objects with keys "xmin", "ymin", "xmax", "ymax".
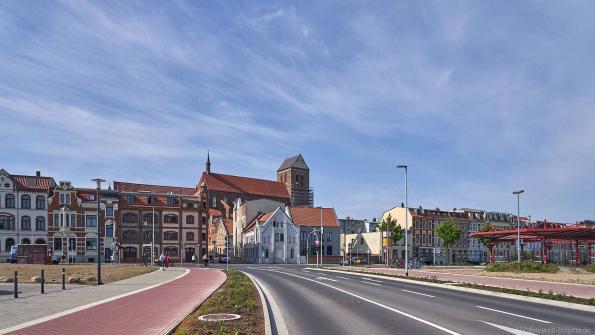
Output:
[{"xmin": 10, "ymin": 268, "xmax": 226, "ymax": 335}]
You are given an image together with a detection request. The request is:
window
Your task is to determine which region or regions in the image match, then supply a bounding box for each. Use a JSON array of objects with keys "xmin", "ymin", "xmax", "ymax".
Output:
[
  {"xmin": 68, "ymin": 237, "xmax": 76, "ymax": 251},
  {"xmin": 164, "ymin": 215, "xmax": 178, "ymax": 224},
  {"xmin": 106, "ymin": 205, "xmax": 114, "ymax": 217},
  {"xmin": 167, "ymin": 197, "xmax": 175, "ymax": 206},
  {"xmin": 71, "ymin": 214, "xmax": 76, "ymax": 226},
  {"xmin": 0, "ymin": 214, "xmax": 15, "ymax": 230},
  {"xmin": 5, "ymin": 238, "xmax": 15, "ymax": 251},
  {"xmin": 280, "ymin": 233, "xmax": 284, "ymax": 242},
  {"xmin": 164, "ymin": 247, "xmax": 178, "ymax": 257},
  {"xmin": 186, "ymin": 216, "xmax": 194, "ymax": 224},
  {"xmin": 124, "ymin": 247, "xmax": 136, "ymax": 258},
  {"xmin": 126, "ymin": 194, "xmax": 134, "ymax": 204},
  {"xmin": 144, "ymin": 231, "xmax": 153, "ymax": 242},
  {"xmin": 66, "ymin": 194, "xmax": 71, "ymax": 204},
  {"xmin": 53, "ymin": 236, "xmax": 62, "ymax": 250},
  {"xmin": 21, "ymin": 238, "xmax": 31, "ymax": 244},
  {"xmin": 164, "ymin": 231, "xmax": 178, "ymax": 240},
  {"xmin": 290, "ymin": 248, "xmax": 294, "ymax": 259},
  {"xmin": 211, "ymin": 196, "xmax": 217, "ymax": 208},
  {"xmin": 123, "ymin": 231, "xmax": 136, "ymax": 240},
  {"xmin": 36, "ymin": 217, "xmax": 45, "ymax": 230},
  {"xmin": 326, "ymin": 232, "xmax": 332, "ymax": 242},
  {"xmin": 65, "ymin": 213, "xmax": 70, "ymax": 227},
  {"xmin": 123, "ymin": 213, "xmax": 137, "ymax": 223},
  {"xmin": 106, "ymin": 224, "xmax": 113, "ymax": 237},
  {"xmin": 86, "ymin": 237, "xmax": 97, "ymax": 250},
  {"xmin": 360, "ymin": 237, "xmax": 364, "ymax": 245},
  {"xmin": 35, "ymin": 238, "xmax": 45, "ymax": 244},
  {"xmin": 21, "ymin": 216, "xmax": 31, "ymax": 230},
  {"xmin": 36, "ymin": 195, "xmax": 45, "ymax": 209},
  {"xmin": 186, "ymin": 232, "xmax": 194, "ymax": 241},
  {"xmin": 327, "ymin": 245, "xmax": 332, "ymax": 255},
  {"xmin": 201, "ymin": 232, "xmax": 206, "ymax": 241},
  {"xmin": 53, "ymin": 213, "xmax": 59, "ymax": 227},
  {"xmin": 5, "ymin": 194, "xmax": 15, "ymax": 208},
  {"xmin": 143, "ymin": 213, "xmax": 156, "ymax": 224},
  {"xmin": 88, "ymin": 194, "xmax": 95, "ymax": 201},
  {"xmin": 275, "ymin": 233, "xmax": 279, "ymax": 242},
  {"xmin": 21, "ymin": 195, "xmax": 31, "ymax": 209},
  {"xmin": 147, "ymin": 196, "xmax": 155, "ymax": 205},
  {"xmin": 86, "ymin": 215, "xmax": 97, "ymax": 227},
  {"xmin": 202, "ymin": 216, "xmax": 207, "ymax": 225}
]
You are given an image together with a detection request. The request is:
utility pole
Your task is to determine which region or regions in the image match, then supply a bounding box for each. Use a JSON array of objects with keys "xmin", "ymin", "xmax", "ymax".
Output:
[
  {"xmin": 397, "ymin": 165, "xmax": 408, "ymax": 276},
  {"xmin": 513, "ymin": 189, "xmax": 525, "ymax": 263}
]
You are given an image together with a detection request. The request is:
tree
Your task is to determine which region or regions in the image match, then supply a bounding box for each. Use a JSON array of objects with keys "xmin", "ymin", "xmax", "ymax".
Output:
[
  {"xmin": 478, "ymin": 223, "xmax": 495, "ymax": 248},
  {"xmin": 378, "ymin": 214, "xmax": 405, "ymax": 244},
  {"xmin": 436, "ymin": 219, "xmax": 463, "ymax": 265}
]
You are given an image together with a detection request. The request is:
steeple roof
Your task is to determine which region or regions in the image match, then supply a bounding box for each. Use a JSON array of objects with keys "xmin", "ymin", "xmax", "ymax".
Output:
[{"xmin": 277, "ymin": 154, "xmax": 309, "ymax": 172}]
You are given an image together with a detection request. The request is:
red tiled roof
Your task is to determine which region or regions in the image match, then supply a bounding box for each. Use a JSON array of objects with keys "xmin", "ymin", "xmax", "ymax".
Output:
[
  {"xmin": 114, "ymin": 181, "xmax": 196, "ymax": 196},
  {"xmin": 242, "ymin": 211, "xmax": 275, "ymax": 233},
  {"xmin": 12, "ymin": 175, "xmax": 55, "ymax": 191},
  {"xmin": 289, "ymin": 207, "xmax": 339, "ymax": 227},
  {"xmin": 199, "ymin": 172, "xmax": 289, "ymax": 199}
]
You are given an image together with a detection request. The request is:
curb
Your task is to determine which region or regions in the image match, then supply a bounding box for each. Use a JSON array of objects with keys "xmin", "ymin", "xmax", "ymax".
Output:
[
  {"xmin": 313, "ymin": 268, "xmax": 595, "ymax": 313},
  {"xmin": 165, "ymin": 268, "xmax": 227, "ymax": 335},
  {"xmin": 244, "ymin": 272, "xmax": 273, "ymax": 335}
]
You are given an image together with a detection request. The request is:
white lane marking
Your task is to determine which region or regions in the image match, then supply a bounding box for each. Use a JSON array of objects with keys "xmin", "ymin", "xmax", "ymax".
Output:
[
  {"xmin": 337, "ymin": 276, "xmax": 349, "ymax": 280},
  {"xmin": 362, "ymin": 281, "xmax": 381, "ymax": 286},
  {"xmin": 0, "ymin": 269, "xmax": 190, "ymax": 334},
  {"xmin": 402, "ymin": 289, "xmax": 435, "ymax": 298},
  {"xmin": 476, "ymin": 306, "xmax": 551, "ymax": 324},
  {"xmin": 361, "ymin": 277, "xmax": 383, "ymax": 283},
  {"xmin": 245, "ymin": 273, "xmax": 289, "ymax": 335},
  {"xmin": 479, "ymin": 321, "xmax": 538, "ymax": 335},
  {"xmin": 316, "ymin": 277, "xmax": 337, "ymax": 282},
  {"xmin": 267, "ymin": 269, "xmax": 461, "ymax": 335}
]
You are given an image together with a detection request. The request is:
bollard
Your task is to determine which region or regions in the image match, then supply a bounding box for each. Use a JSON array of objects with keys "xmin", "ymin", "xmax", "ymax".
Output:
[
  {"xmin": 62, "ymin": 267, "xmax": 65, "ymax": 290},
  {"xmin": 14, "ymin": 271, "xmax": 18, "ymax": 298},
  {"xmin": 41, "ymin": 269, "xmax": 45, "ymax": 294}
]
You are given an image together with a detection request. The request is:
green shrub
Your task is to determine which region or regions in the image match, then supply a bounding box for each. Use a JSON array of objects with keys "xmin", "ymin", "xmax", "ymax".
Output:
[
  {"xmin": 485, "ymin": 261, "xmax": 559, "ymax": 273},
  {"xmin": 590, "ymin": 263, "xmax": 595, "ymax": 273}
]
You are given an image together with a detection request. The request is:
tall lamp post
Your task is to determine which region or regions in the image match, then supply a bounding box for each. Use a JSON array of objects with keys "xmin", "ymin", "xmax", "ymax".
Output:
[
  {"xmin": 397, "ymin": 165, "xmax": 408, "ymax": 276},
  {"xmin": 319, "ymin": 207, "xmax": 323, "ymax": 268},
  {"xmin": 91, "ymin": 178, "xmax": 105, "ymax": 285},
  {"xmin": 513, "ymin": 189, "xmax": 525, "ymax": 263}
]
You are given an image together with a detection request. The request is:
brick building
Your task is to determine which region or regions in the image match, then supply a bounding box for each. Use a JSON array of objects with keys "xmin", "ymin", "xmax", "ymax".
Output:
[
  {"xmin": 277, "ymin": 154, "xmax": 313, "ymax": 207},
  {"xmin": 48, "ymin": 181, "xmax": 119, "ymax": 263},
  {"xmin": 114, "ymin": 181, "xmax": 207, "ymax": 264}
]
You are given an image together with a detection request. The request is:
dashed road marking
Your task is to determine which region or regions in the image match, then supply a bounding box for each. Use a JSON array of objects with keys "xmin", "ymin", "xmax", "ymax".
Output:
[
  {"xmin": 402, "ymin": 289, "xmax": 435, "ymax": 298},
  {"xmin": 476, "ymin": 306, "xmax": 551, "ymax": 324},
  {"xmin": 479, "ymin": 321, "xmax": 538, "ymax": 335}
]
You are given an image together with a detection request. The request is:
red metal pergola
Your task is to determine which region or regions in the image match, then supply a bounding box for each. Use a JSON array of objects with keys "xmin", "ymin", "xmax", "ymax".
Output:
[{"xmin": 470, "ymin": 225, "xmax": 595, "ymax": 265}]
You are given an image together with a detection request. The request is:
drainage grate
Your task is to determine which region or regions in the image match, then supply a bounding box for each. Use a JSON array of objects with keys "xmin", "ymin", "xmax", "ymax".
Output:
[{"xmin": 197, "ymin": 314, "xmax": 241, "ymax": 322}]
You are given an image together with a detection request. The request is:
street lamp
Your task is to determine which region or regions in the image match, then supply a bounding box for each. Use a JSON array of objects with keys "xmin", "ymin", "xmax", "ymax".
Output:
[
  {"xmin": 397, "ymin": 165, "xmax": 408, "ymax": 277},
  {"xmin": 91, "ymin": 178, "xmax": 105, "ymax": 285},
  {"xmin": 513, "ymin": 189, "xmax": 525, "ymax": 263},
  {"xmin": 319, "ymin": 207, "xmax": 323, "ymax": 268}
]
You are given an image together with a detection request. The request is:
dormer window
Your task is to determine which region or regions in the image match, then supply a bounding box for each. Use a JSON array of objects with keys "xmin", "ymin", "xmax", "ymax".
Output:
[
  {"xmin": 126, "ymin": 195, "xmax": 134, "ymax": 204},
  {"xmin": 147, "ymin": 196, "xmax": 155, "ymax": 205},
  {"xmin": 89, "ymin": 194, "xmax": 96, "ymax": 201},
  {"xmin": 167, "ymin": 197, "xmax": 175, "ymax": 206}
]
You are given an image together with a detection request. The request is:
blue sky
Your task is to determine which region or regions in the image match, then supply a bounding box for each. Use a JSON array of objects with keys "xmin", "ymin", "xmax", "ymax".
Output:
[{"xmin": 1, "ymin": 1, "xmax": 594, "ymax": 223}]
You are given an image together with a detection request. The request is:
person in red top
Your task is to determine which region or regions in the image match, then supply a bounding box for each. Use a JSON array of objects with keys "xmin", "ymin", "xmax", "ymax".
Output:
[{"xmin": 166, "ymin": 255, "xmax": 171, "ymax": 269}]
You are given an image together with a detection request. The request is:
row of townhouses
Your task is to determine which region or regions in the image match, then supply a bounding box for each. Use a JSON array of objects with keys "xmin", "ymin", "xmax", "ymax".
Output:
[{"xmin": 1, "ymin": 154, "xmax": 345, "ymax": 264}]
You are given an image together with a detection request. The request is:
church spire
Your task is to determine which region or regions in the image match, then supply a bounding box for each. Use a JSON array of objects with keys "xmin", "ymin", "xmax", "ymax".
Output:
[{"xmin": 206, "ymin": 150, "xmax": 211, "ymax": 174}]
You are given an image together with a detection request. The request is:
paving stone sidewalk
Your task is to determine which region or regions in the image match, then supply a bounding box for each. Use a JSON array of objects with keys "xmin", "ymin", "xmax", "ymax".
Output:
[
  {"xmin": 330, "ymin": 266, "xmax": 595, "ymax": 299},
  {"xmin": 0, "ymin": 267, "xmax": 186, "ymax": 332}
]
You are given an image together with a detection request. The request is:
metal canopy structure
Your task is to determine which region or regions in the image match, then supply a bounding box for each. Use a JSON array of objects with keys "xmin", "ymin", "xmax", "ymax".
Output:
[{"xmin": 470, "ymin": 224, "xmax": 595, "ymax": 265}]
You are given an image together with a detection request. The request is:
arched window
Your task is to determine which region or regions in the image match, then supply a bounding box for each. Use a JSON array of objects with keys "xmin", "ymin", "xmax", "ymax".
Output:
[
  {"xmin": 36, "ymin": 217, "xmax": 46, "ymax": 231},
  {"xmin": 143, "ymin": 213, "xmax": 158, "ymax": 224},
  {"xmin": 164, "ymin": 214, "xmax": 178, "ymax": 224},
  {"xmin": 5, "ymin": 194, "xmax": 15, "ymax": 208},
  {"xmin": 21, "ymin": 216, "xmax": 31, "ymax": 230},
  {"xmin": 22, "ymin": 238, "xmax": 31, "ymax": 244},
  {"xmin": 36, "ymin": 195, "xmax": 45, "ymax": 209},
  {"xmin": 35, "ymin": 238, "xmax": 46, "ymax": 245},
  {"xmin": 164, "ymin": 247, "xmax": 178, "ymax": 257},
  {"xmin": 123, "ymin": 247, "xmax": 137, "ymax": 258},
  {"xmin": 106, "ymin": 223, "xmax": 114, "ymax": 237},
  {"xmin": 5, "ymin": 238, "xmax": 15, "ymax": 251},
  {"xmin": 164, "ymin": 231, "xmax": 178, "ymax": 240},
  {"xmin": 143, "ymin": 230, "xmax": 153, "ymax": 242},
  {"xmin": 0, "ymin": 214, "xmax": 15, "ymax": 230},
  {"xmin": 122, "ymin": 213, "xmax": 137, "ymax": 223},
  {"xmin": 21, "ymin": 195, "xmax": 31, "ymax": 209}
]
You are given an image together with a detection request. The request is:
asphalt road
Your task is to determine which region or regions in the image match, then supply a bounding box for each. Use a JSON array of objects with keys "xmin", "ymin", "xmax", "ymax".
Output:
[{"xmin": 236, "ymin": 264, "xmax": 594, "ymax": 335}]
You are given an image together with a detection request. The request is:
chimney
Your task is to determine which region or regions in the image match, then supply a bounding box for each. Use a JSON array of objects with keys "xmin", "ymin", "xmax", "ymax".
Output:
[{"xmin": 36, "ymin": 171, "xmax": 41, "ymax": 177}]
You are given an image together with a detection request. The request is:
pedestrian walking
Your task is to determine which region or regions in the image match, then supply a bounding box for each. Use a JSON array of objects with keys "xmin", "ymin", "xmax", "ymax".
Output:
[
  {"xmin": 191, "ymin": 254, "xmax": 196, "ymax": 265},
  {"xmin": 110, "ymin": 254, "xmax": 115, "ymax": 266},
  {"xmin": 203, "ymin": 254, "xmax": 208, "ymax": 267},
  {"xmin": 159, "ymin": 253, "xmax": 166, "ymax": 271},
  {"xmin": 166, "ymin": 255, "xmax": 171, "ymax": 269},
  {"xmin": 209, "ymin": 255, "xmax": 214, "ymax": 268}
]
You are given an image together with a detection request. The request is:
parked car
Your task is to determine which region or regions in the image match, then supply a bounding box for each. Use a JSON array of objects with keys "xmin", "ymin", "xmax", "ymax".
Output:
[
  {"xmin": 352, "ymin": 257, "xmax": 367, "ymax": 265},
  {"xmin": 219, "ymin": 256, "xmax": 230, "ymax": 263},
  {"xmin": 50, "ymin": 255, "xmax": 62, "ymax": 264}
]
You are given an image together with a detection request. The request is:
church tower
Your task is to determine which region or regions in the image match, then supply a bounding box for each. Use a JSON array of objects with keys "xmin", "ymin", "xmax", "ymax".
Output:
[
  {"xmin": 277, "ymin": 154, "xmax": 313, "ymax": 207},
  {"xmin": 206, "ymin": 151, "xmax": 211, "ymax": 174}
]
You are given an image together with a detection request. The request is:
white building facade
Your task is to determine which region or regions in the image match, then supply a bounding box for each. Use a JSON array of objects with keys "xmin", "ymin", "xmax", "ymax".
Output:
[{"xmin": 0, "ymin": 169, "xmax": 55, "ymax": 262}]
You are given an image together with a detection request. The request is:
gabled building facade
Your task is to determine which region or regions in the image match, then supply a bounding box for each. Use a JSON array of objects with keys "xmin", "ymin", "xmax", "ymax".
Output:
[{"xmin": 1, "ymin": 169, "xmax": 55, "ymax": 262}]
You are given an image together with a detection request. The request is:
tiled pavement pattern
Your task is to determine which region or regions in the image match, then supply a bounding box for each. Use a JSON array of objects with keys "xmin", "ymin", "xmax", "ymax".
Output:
[
  {"xmin": 331, "ymin": 266, "xmax": 595, "ymax": 299},
  {"xmin": 6, "ymin": 268, "xmax": 226, "ymax": 335},
  {"xmin": 0, "ymin": 267, "xmax": 225, "ymax": 334}
]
